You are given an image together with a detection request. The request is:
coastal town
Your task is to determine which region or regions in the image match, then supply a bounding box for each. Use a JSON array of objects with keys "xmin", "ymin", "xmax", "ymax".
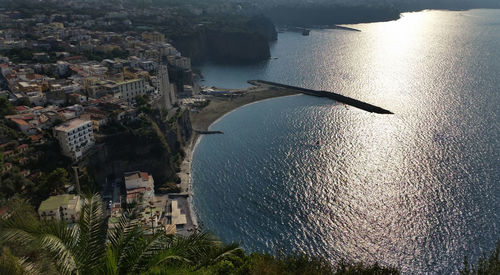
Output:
[
  {"xmin": 0, "ymin": 0, "xmax": 499, "ymax": 274},
  {"xmin": 0, "ymin": 0, "xmax": 221, "ymax": 235},
  {"xmin": 0, "ymin": 0, "xmax": 301, "ymax": 238},
  {"xmin": 0, "ymin": 0, "xmax": 393, "ymax": 236}
]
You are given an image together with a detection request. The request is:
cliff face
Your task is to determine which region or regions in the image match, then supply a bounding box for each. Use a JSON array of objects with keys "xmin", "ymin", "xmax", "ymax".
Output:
[
  {"xmin": 90, "ymin": 110, "xmax": 192, "ymax": 191},
  {"xmin": 171, "ymin": 29, "xmax": 271, "ymax": 64},
  {"xmin": 207, "ymin": 30, "xmax": 270, "ymax": 63},
  {"xmin": 245, "ymin": 15, "xmax": 278, "ymax": 41}
]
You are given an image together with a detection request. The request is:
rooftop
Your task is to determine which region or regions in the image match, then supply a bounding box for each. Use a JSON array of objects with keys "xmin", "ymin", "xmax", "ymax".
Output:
[
  {"xmin": 124, "ymin": 171, "xmax": 154, "ymax": 191},
  {"xmin": 38, "ymin": 194, "xmax": 77, "ymax": 212},
  {"xmin": 116, "ymin": 78, "xmax": 143, "ymax": 85},
  {"xmin": 54, "ymin": 118, "xmax": 91, "ymax": 132},
  {"xmin": 10, "ymin": 118, "xmax": 29, "ymax": 126},
  {"xmin": 171, "ymin": 200, "xmax": 187, "ymax": 225}
]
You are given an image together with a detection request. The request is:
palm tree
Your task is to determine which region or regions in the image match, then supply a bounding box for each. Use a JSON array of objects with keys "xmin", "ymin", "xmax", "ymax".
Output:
[
  {"xmin": 0, "ymin": 247, "xmax": 39, "ymax": 275},
  {"xmin": 0, "ymin": 194, "xmax": 245, "ymax": 275}
]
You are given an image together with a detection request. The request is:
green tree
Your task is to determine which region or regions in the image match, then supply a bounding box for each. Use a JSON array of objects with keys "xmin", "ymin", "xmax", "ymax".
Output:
[
  {"xmin": 45, "ymin": 168, "xmax": 71, "ymax": 191},
  {"xmin": 460, "ymin": 240, "xmax": 500, "ymax": 275},
  {"xmin": 0, "ymin": 98, "xmax": 14, "ymax": 119},
  {"xmin": 15, "ymin": 98, "xmax": 31, "ymax": 107},
  {"xmin": 0, "ymin": 247, "xmax": 39, "ymax": 275},
  {"xmin": 0, "ymin": 168, "xmax": 33, "ymax": 200},
  {"xmin": 30, "ymin": 168, "xmax": 71, "ymax": 204},
  {"xmin": 135, "ymin": 95, "xmax": 148, "ymax": 106},
  {"xmin": 0, "ymin": 195, "xmax": 403, "ymax": 275},
  {"xmin": 0, "ymin": 194, "xmax": 245, "ymax": 274}
]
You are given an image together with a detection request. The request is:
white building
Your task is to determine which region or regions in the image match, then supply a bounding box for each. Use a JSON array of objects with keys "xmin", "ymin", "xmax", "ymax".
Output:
[
  {"xmin": 124, "ymin": 171, "xmax": 155, "ymax": 204},
  {"xmin": 167, "ymin": 56, "xmax": 191, "ymax": 70},
  {"xmin": 113, "ymin": 79, "xmax": 147, "ymax": 103},
  {"xmin": 140, "ymin": 60, "xmax": 157, "ymax": 72},
  {"xmin": 158, "ymin": 64, "xmax": 177, "ymax": 109},
  {"xmin": 27, "ymin": 91, "xmax": 46, "ymax": 106},
  {"xmin": 53, "ymin": 118, "xmax": 95, "ymax": 160},
  {"xmin": 38, "ymin": 194, "xmax": 81, "ymax": 223}
]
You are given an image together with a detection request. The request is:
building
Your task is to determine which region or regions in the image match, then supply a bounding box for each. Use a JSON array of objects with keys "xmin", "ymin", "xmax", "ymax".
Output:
[
  {"xmin": 53, "ymin": 118, "xmax": 94, "ymax": 160},
  {"xmin": 124, "ymin": 171, "xmax": 155, "ymax": 204},
  {"xmin": 10, "ymin": 118, "xmax": 33, "ymax": 134},
  {"xmin": 38, "ymin": 194, "xmax": 81, "ymax": 223},
  {"xmin": 168, "ymin": 199, "xmax": 187, "ymax": 231},
  {"xmin": 158, "ymin": 64, "xmax": 177, "ymax": 109},
  {"xmin": 167, "ymin": 56, "xmax": 191, "ymax": 70},
  {"xmin": 141, "ymin": 32, "xmax": 165, "ymax": 43},
  {"xmin": 113, "ymin": 79, "xmax": 146, "ymax": 103}
]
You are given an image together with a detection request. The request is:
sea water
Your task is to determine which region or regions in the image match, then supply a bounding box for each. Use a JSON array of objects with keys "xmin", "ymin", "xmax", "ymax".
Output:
[{"xmin": 192, "ymin": 10, "xmax": 500, "ymax": 274}]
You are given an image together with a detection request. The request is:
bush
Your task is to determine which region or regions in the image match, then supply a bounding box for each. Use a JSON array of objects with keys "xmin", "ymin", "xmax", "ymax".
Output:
[{"xmin": 461, "ymin": 240, "xmax": 500, "ymax": 275}]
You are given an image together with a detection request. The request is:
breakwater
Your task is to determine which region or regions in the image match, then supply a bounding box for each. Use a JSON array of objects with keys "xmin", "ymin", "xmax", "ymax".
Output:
[
  {"xmin": 248, "ymin": 80, "xmax": 393, "ymax": 114},
  {"xmin": 194, "ymin": 130, "xmax": 224, "ymax": 135}
]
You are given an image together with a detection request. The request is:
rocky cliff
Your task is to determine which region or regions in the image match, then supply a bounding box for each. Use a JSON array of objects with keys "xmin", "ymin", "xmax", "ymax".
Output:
[
  {"xmin": 172, "ymin": 29, "xmax": 270, "ymax": 64},
  {"xmin": 90, "ymin": 109, "xmax": 192, "ymax": 192},
  {"xmin": 170, "ymin": 16, "xmax": 276, "ymax": 64},
  {"xmin": 245, "ymin": 15, "xmax": 278, "ymax": 42}
]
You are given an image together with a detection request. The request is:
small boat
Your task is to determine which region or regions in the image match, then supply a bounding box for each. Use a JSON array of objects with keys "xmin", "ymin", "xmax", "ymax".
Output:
[{"xmin": 302, "ymin": 29, "xmax": 310, "ymax": 36}]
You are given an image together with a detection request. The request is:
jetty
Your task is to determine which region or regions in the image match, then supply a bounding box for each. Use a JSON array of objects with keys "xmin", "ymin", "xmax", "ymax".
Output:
[
  {"xmin": 331, "ymin": 25, "xmax": 361, "ymax": 32},
  {"xmin": 248, "ymin": 80, "xmax": 393, "ymax": 114},
  {"xmin": 194, "ymin": 130, "xmax": 224, "ymax": 135}
]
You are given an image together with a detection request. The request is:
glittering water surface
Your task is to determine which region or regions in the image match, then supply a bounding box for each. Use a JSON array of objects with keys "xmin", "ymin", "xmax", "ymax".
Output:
[{"xmin": 192, "ymin": 10, "xmax": 500, "ymax": 274}]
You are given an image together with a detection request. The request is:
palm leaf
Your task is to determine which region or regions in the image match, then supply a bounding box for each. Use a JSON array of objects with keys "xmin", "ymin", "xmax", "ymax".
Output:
[
  {"xmin": 76, "ymin": 194, "xmax": 107, "ymax": 272},
  {"xmin": 39, "ymin": 234, "xmax": 78, "ymax": 275}
]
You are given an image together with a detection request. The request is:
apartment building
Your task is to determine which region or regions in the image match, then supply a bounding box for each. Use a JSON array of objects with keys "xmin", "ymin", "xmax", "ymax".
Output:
[
  {"xmin": 38, "ymin": 194, "xmax": 81, "ymax": 223},
  {"xmin": 124, "ymin": 171, "xmax": 155, "ymax": 204},
  {"xmin": 53, "ymin": 118, "xmax": 94, "ymax": 160},
  {"xmin": 114, "ymin": 78, "xmax": 146, "ymax": 103}
]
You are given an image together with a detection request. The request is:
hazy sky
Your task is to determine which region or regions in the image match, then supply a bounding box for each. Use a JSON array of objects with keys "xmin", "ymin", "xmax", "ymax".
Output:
[{"xmin": 246, "ymin": 0, "xmax": 500, "ymax": 8}]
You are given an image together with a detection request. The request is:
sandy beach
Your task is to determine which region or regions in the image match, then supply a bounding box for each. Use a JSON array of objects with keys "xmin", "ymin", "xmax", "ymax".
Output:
[
  {"xmin": 190, "ymin": 85, "xmax": 299, "ymax": 131},
  {"xmin": 177, "ymin": 85, "xmax": 299, "ymax": 230}
]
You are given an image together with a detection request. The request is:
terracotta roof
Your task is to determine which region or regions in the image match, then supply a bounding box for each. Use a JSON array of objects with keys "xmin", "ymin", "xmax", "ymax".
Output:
[
  {"xmin": 30, "ymin": 134, "xmax": 42, "ymax": 142},
  {"xmin": 17, "ymin": 144, "xmax": 28, "ymax": 150},
  {"xmin": 10, "ymin": 118, "xmax": 30, "ymax": 127},
  {"xmin": 0, "ymin": 143, "xmax": 10, "ymax": 148},
  {"xmin": 15, "ymin": 106, "xmax": 29, "ymax": 111}
]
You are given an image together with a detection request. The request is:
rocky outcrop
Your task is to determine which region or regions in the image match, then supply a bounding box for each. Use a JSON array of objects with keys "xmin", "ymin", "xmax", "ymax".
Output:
[
  {"xmin": 206, "ymin": 30, "xmax": 270, "ymax": 63},
  {"xmin": 245, "ymin": 15, "xmax": 278, "ymax": 41},
  {"xmin": 90, "ymin": 109, "xmax": 192, "ymax": 190},
  {"xmin": 171, "ymin": 28, "xmax": 271, "ymax": 64}
]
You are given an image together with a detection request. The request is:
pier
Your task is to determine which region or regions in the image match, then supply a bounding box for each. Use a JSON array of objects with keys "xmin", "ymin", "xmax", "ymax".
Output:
[
  {"xmin": 194, "ymin": 130, "xmax": 224, "ymax": 135},
  {"xmin": 248, "ymin": 80, "xmax": 393, "ymax": 114}
]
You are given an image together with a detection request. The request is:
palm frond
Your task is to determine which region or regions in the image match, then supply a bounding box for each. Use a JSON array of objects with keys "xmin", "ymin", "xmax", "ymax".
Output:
[
  {"xmin": 115, "ymin": 226, "xmax": 146, "ymax": 274},
  {"xmin": 102, "ymin": 245, "xmax": 118, "ymax": 275},
  {"xmin": 76, "ymin": 194, "xmax": 107, "ymax": 272},
  {"xmin": 0, "ymin": 247, "xmax": 40, "ymax": 275},
  {"xmin": 212, "ymin": 244, "xmax": 245, "ymax": 264},
  {"xmin": 39, "ymin": 234, "xmax": 78, "ymax": 275}
]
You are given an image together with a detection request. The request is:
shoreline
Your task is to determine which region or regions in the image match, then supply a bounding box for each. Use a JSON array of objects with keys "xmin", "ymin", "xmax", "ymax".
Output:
[{"xmin": 177, "ymin": 85, "xmax": 300, "ymax": 230}]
